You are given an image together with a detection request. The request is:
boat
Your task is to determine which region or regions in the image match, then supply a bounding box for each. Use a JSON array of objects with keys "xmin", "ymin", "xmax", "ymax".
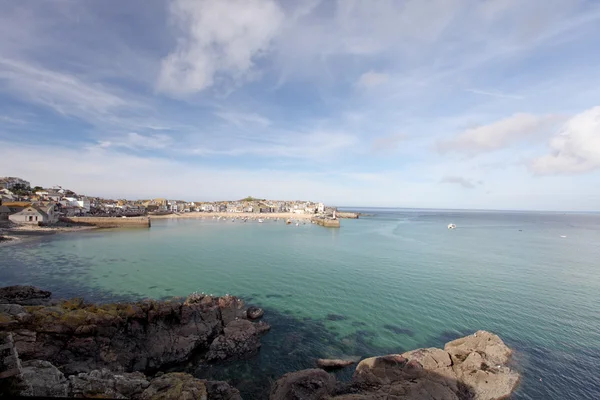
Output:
[
  {"xmin": 447, "ymin": 223, "xmax": 456, "ymax": 230},
  {"xmin": 296, "ymin": 222, "xmax": 299, "ymax": 226},
  {"xmin": 286, "ymin": 219, "xmax": 291, "ymax": 225},
  {"xmin": 258, "ymin": 219, "xmax": 264, "ymax": 223}
]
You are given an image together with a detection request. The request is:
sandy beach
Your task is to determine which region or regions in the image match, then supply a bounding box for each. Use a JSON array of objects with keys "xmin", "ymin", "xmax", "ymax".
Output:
[{"xmin": 149, "ymin": 212, "xmax": 314, "ymax": 220}]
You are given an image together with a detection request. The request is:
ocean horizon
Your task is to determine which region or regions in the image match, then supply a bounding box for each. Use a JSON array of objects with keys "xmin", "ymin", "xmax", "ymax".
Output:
[{"xmin": 1, "ymin": 208, "xmax": 599, "ymax": 399}]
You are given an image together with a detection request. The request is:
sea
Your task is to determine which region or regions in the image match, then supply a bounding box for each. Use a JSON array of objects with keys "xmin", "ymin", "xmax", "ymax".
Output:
[{"xmin": 1, "ymin": 208, "xmax": 599, "ymax": 399}]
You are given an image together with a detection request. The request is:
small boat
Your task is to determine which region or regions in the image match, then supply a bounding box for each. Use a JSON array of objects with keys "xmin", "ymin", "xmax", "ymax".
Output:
[
  {"xmin": 560, "ymin": 235, "xmax": 567, "ymax": 238},
  {"xmin": 258, "ymin": 219, "xmax": 264, "ymax": 223},
  {"xmin": 286, "ymin": 219, "xmax": 291, "ymax": 225},
  {"xmin": 296, "ymin": 222, "xmax": 299, "ymax": 226},
  {"xmin": 447, "ymin": 223, "xmax": 456, "ymax": 230}
]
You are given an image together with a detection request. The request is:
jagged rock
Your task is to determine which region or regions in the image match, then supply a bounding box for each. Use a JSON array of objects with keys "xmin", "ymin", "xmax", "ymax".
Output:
[
  {"xmin": 274, "ymin": 331, "xmax": 519, "ymax": 400},
  {"xmin": 0, "ymin": 286, "xmax": 53, "ymax": 306},
  {"xmin": 141, "ymin": 372, "xmax": 208, "ymax": 400},
  {"xmin": 206, "ymin": 319, "xmax": 270, "ymax": 361},
  {"xmin": 316, "ymin": 358, "xmax": 355, "ymax": 370},
  {"xmin": 20, "ymin": 360, "xmax": 69, "ymax": 397},
  {"xmin": 202, "ymin": 380, "xmax": 243, "ymax": 400},
  {"xmin": 269, "ymin": 369, "xmax": 336, "ymax": 400},
  {"xmin": 0, "ymin": 289, "xmax": 269, "ymax": 375},
  {"xmin": 68, "ymin": 368, "xmax": 150, "ymax": 399},
  {"xmin": 246, "ymin": 306, "xmax": 264, "ymax": 320}
]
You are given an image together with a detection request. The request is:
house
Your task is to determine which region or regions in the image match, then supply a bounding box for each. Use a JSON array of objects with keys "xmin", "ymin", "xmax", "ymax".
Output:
[
  {"xmin": 317, "ymin": 203, "xmax": 325, "ymax": 213},
  {"xmin": 9, "ymin": 204, "xmax": 58, "ymax": 225},
  {"xmin": 0, "ymin": 205, "xmax": 11, "ymax": 220},
  {"xmin": 0, "ymin": 177, "xmax": 30, "ymax": 190}
]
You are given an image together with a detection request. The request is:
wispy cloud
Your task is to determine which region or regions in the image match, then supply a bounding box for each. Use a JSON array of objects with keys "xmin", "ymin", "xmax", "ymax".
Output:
[
  {"xmin": 357, "ymin": 71, "xmax": 389, "ymax": 89},
  {"xmin": 371, "ymin": 133, "xmax": 407, "ymax": 153},
  {"xmin": 440, "ymin": 176, "xmax": 481, "ymax": 189},
  {"xmin": 215, "ymin": 111, "xmax": 272, "ymax": 127},
  {"xmin": 465, "ymin": 89, "xmax": 524, "ymax": 100},
  {"xmin": 437, "ymin": 113, "xmax": 560, "ymax": 155},
  {"xmin": 94, "ymin": 132, "xmax": 173, "ymax": 151}
]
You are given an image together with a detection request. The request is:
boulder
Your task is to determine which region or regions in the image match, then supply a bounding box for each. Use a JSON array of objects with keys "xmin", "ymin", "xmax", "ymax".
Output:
[
  {"xmin": 246, "ymin": 306, "xmax": 264, "ymax": 320},
  {"xmin": 202, "ymin": 380, "xmax": 243, "ymax": 400},
  {"xmin": 270, "ymin": 369, "xmax": 336, "ymax": 400},
  {"xmin": 20, "ymin": 360, "xmax": 69, "ymax": 397},
  {"xmin": 141, "ymin": 372, "xmax": 208, "ymax": 400},
  {"xmin": 68, "ymin": 368, "xmax": 150, "ymax": 399},
  {"xmin": 206, "ymin": 319, "xmax": 270, "ymax": 361},
  {"xmin": 316, "ymin": 358, "xmax": 355, "ymax": 370},
  {"xmin": 0, "ymin": 286, "xmax": 53, "ymax": 306}
]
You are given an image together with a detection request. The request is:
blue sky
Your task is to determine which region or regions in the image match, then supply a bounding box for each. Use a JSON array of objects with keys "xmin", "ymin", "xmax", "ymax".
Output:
[{"xmin": 1, "ymin": 0, "xmax": 600, "ymax": 210}]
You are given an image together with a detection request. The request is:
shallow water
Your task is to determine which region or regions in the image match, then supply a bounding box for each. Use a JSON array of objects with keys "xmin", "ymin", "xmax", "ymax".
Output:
[{"xmin": 1, "ymin": 209, "xmax": 599, "ymax": 399}]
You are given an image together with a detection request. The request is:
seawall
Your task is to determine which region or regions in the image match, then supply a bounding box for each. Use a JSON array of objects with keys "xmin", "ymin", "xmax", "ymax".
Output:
[
  {"xmin": 311, "ymin": 217, "xmax": 340, "ymax": 228},
  {"xmin": 59, "ymin": 216, "xmax": 151, "ymax": 228},
  {"xmin": 336, "ymin": 212, "xmax": 359, "ymax": 219}
]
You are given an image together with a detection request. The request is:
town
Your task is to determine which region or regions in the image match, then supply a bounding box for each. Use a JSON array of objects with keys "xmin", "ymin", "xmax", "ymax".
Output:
[{"xmin": 0, "ymin": 176, "xmax": 341, "ymax": 226}]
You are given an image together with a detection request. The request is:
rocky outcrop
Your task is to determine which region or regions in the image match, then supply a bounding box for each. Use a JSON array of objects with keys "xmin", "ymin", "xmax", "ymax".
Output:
[
  {"xmin": 0, "ymin": 288, "xmax": 270, "ymax": 376},
  {"xmin": 18, "ymin": 361, "xmax": 240, "ymax": 400},
  {"xmin": 246, "ymin": 306, "xmax": 264, "ymax": 320},
  {"xmin": 269, "ymin": 369, "xmax": 337, "ymax": 400},
  {"xmin": 0, "ymin": 285, "xmax": 53, "ymax": 306},
  {"xmin": 206, "ymin": 319, "xmax": 270, "ymax": 361},
  {"xmin": 271, "ymin": 331, "xmax": 520, "ymax": 400}
]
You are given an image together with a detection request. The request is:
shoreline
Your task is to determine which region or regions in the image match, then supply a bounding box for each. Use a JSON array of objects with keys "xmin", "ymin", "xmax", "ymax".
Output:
[
  {"xmin": 0, "ymin": 222, "xmax": 98, "ymax": 246},
  {"xmin": 150, "ymin": 212, "xmax": 315, "ymax": 220}
]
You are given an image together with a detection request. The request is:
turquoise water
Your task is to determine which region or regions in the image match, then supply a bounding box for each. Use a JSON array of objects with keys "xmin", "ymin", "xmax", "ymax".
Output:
[{"xmin": 1, "ymin": 209, "xmax": 599, "ymax": 399}]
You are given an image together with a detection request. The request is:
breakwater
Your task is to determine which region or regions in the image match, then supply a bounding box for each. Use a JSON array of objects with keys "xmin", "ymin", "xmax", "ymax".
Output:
[
  {"xmin": 59, "ymin": 216, "xmax": 151, "ymax": 228},
  {"xmin": 311, "ymin": 217, "xmax": 340, "ymax": 228},
  {"xmin": 336, "ymin": 212, "xmax": 359, "ymax": 219}
]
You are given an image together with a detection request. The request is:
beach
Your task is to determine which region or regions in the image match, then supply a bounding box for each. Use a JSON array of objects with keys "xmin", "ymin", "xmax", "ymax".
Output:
[{"xmin": 0, "ymin": 221, "xmax": 97, "ymax": 244}]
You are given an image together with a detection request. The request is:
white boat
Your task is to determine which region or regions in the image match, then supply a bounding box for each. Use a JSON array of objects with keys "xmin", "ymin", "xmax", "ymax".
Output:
[
  {"xmin": 447, "ymin": 223, "xmax": 456, "ymax": 230},
  {"xmin": 258, "ymin": 219, "xmax": 264, "ymax": 223},
  {"xmin": 296, "ymin": 222, "xmax": 299, "ymax": 226}
]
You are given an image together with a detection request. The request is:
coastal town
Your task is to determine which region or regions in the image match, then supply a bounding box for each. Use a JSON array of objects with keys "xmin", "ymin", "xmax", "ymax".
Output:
[{"xmin": 0, "ymin": 176, "xmax": 353, "ymax": 238}]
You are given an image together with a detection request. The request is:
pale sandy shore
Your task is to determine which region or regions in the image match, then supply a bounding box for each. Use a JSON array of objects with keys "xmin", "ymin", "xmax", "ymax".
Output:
[
  {"xmin": 0, "ymin": 222, "xmax": 98, "ymax": 245},
  {"xmin": 150, "ymin": 212, "xmax": 314, "ymax": 220}
]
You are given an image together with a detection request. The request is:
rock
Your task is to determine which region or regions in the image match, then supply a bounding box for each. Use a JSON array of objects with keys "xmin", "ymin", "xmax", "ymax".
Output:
[
  {"xmin": 270, "ymin": 369, "xmax": 336, "ymax": 400},
  {"xmin": 20, "ymin": 360, "xmax": 69, "ymax": 397},
  {"xmin": 206, "ymin": 319, "xmax": 270, "ymax": 361},
  {"xmin": 141, "ymin": 372, "xmax": 208, "ymax": 400},
  {"xmin": 202, "ymin": 380, "xmax": 243, "ymax": 400},
  {"xmin": 246, "ymin": 306, "xmax": 264, "ymax": 320},
  {"xmin": 316, "ymin": 358, "xmax": 355, "ymax": 370},
  {"xmin": 68, "ymin": 368, "xmax": 150, "ymax": 399},
  {"xmin": 0, "ymin": 286, "xmax": 53, "ymax": 306},
  {"xmin": 285, "ymin": 331, "xmax": 520, "ymax": 400},
  {"xmin": 0, "ymin": 288, "xmax": 269, "ymax": 374}
]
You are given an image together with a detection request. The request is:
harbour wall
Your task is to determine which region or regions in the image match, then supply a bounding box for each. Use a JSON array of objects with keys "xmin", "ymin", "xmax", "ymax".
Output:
[
  {"xmin": 59, "ymin": 216, "xmax": 151, "ymax": 228},
  {"xmin": 311, "ymin": 217, "xmax": 341, "ymax": 228},
  {"xmin": 336, "ymin": 212, "xmax": 359, "ymax": 219}
]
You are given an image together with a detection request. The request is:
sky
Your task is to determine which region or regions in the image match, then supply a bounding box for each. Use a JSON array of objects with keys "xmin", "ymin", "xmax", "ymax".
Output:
[{"xmin": 1, "ymin": 0, "xmax": 600, "ymax": 210}]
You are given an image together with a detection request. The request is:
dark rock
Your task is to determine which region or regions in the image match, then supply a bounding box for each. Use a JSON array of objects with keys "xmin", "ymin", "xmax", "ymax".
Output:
[
  {"xmin": 246, "ymin": 306, "xmax": 264, "ymax": 320},
  {"xmin": 0, "ymin": 288, "xmax": 269, "ymax": 375},
  {"xmin": 68, "ymin": 368, "xmax": 150, "ymax": 399},
  {"xmin": 206, "ymin": 319, "xmax": 270, "ymax": 361},
  {"xmin": 326, "ymin": 314, "xmax": 346, "ymax": 321},
  {"xmin": 203, "ymin": 379, "xmax": 243, "ymax": 400},
  {"xmin": 270, "ymin": 368, "xmax": 336, "ymax": 400},
  {"xmin": 140, "ymin": 372, "xmax": 207, "ymax": 400},
  {"xmin": 20, "ymin": 360, "xmax": 69, "ymax": 397},
  {"xmin": 0, "ymin": 286, "xmax": 53, "ymax": 306}
]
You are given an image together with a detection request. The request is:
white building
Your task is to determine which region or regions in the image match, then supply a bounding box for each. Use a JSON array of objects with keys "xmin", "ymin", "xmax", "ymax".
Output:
[
  {"xmin": 0, "ymin": 177, "xmax": 30, "ymax": 190},
  {"xmin": 317, "ymin": 203, "xmax": 325, "ymax": 213}
]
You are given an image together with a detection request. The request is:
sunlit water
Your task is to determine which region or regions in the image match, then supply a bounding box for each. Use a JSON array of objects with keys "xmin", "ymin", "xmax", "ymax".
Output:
[{"xmin": 1, "ymin": 209, "xmax": 599, "ymax": 399}]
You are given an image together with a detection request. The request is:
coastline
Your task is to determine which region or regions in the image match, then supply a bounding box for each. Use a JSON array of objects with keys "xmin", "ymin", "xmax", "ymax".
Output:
[
  {"xmin": 150, "ymin": 212, "xmax": 314, "ymax": 220},
  {"xmin": 0, "ymin": 221, "xmax": 98, "ymax": 245}
]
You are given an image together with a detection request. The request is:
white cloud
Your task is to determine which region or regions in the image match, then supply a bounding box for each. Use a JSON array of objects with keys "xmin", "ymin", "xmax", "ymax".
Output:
[
  {"xmin": 531, "ymin": 106, "xmax": 600, "ymax": 174},
  {"xmin": 438, "ymin": 113, "xmax": 559, "ymax": 154},
  {"xmin": 157, "ymin": 0, "xmax": 285, "ymax": 95},
  {"xmin": 357, "ymin": 71, "xmax": 389, "ymax": 88},
  {"xmin": 465, "ymin": 89, "xmax": 524, "ymax": 100}
]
